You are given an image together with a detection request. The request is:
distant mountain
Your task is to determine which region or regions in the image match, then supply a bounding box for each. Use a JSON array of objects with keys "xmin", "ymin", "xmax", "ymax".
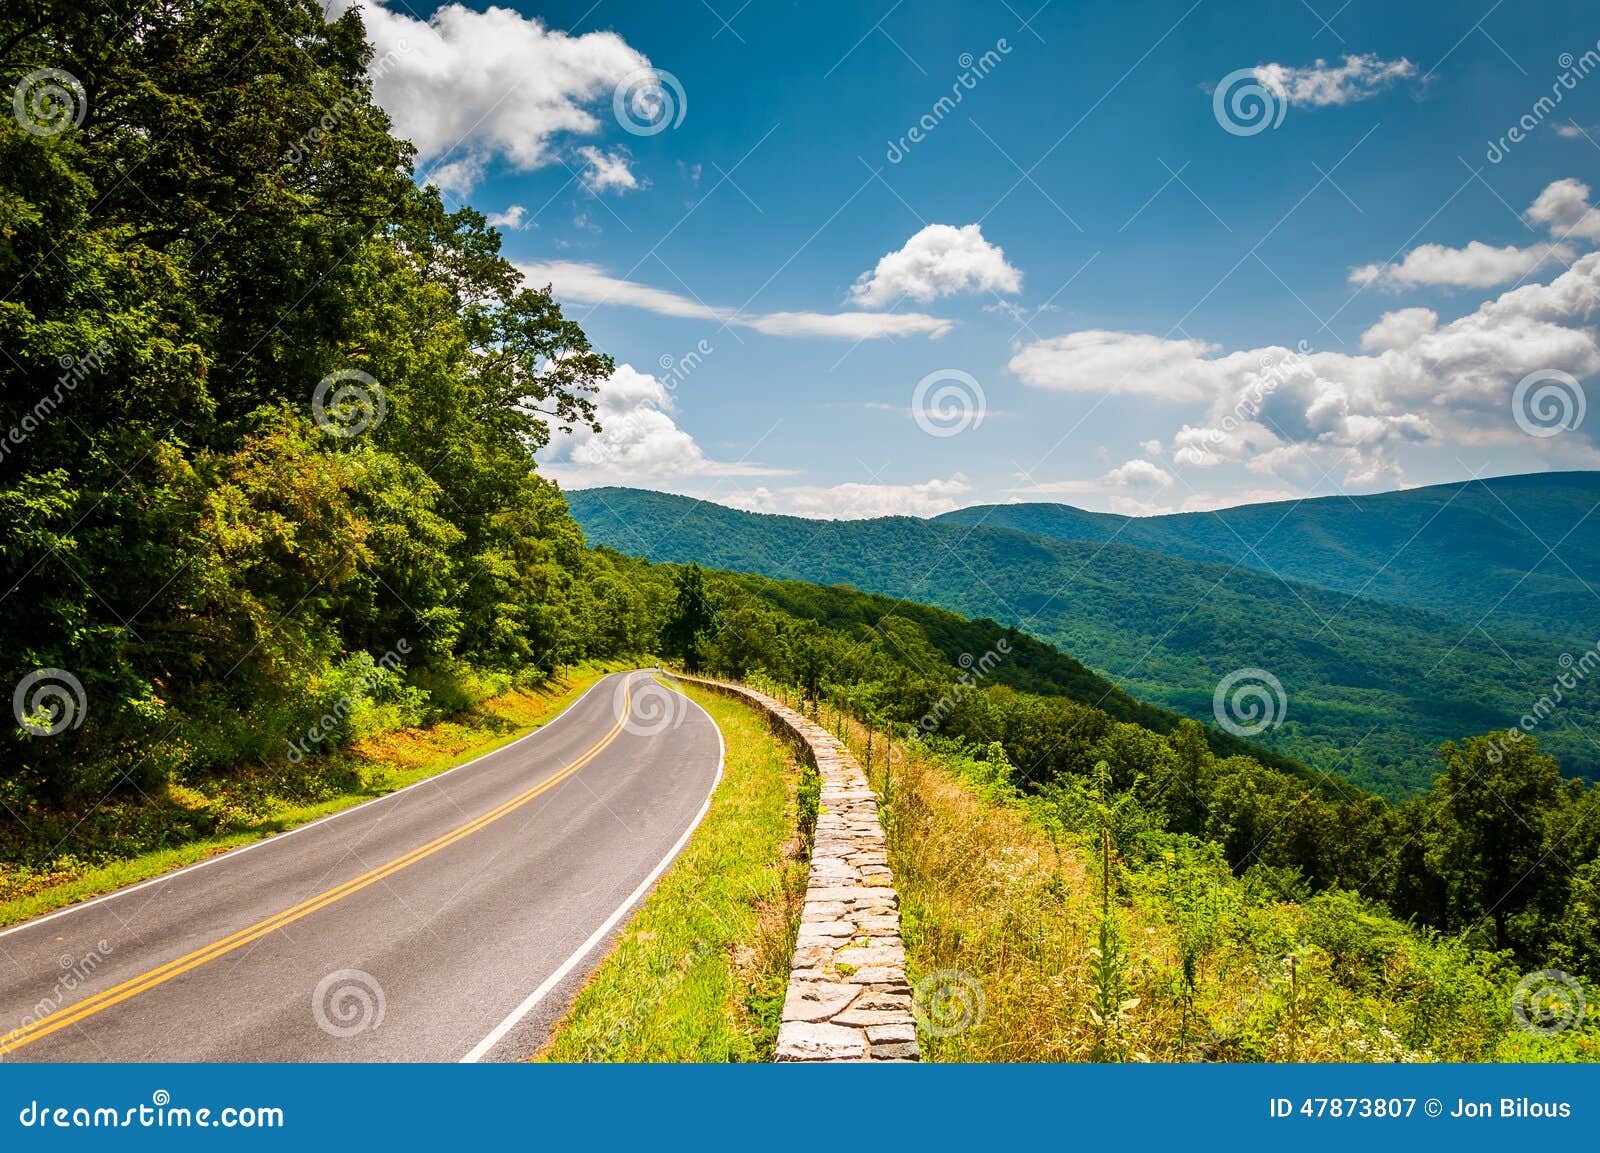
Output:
[
  {"xmin": 936, "ymin": 472, "xmax": 1600, "ymax": 638},
  {"xmin": 568, "ymin": 483, "xmax": 1600, "ymax": 797}
]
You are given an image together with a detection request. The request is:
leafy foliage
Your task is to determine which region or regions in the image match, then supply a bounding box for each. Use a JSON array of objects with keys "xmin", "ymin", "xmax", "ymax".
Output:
[{"xmin": 0, "ymin": 0, "xmax": 630, "ymax": 801}]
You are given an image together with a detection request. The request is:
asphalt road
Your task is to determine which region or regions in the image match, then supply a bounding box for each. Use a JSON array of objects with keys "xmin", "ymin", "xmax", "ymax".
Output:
[{"xmin": 0, "ymin": 669, "xmax": 723, "ymax": 1062}]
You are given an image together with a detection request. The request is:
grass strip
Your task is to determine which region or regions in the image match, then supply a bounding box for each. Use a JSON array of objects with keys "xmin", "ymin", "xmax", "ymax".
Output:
[{"xmin": 536, "ymin": 681, "xmax": 813, "ymax": 1062}]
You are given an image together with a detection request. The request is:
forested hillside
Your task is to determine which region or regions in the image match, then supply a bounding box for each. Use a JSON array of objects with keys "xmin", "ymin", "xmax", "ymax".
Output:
[
  {"xmin": 0, "ymin": 0, "xmax": 655, "ymax": 804},
  {"xmin": 569, "ymin": 487, "xmax": 1600, "ymax": 797},
  {"xmin": 668, "ymin": 564, "xmax": 1600, "ymax": 990},
  {"xmin": 937, "ymin": 472, "xmax": 1600, "ymax": 638}
]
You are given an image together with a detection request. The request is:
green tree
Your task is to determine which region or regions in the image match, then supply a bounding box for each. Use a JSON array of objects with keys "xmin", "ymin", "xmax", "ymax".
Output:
[
  {"xmin": 663, "ymin": 564, "xmax": 716, "ymax": 673},
  {"xmin": 1425, "ymin": 735, "xmax": 1570, "ymax": 952}
]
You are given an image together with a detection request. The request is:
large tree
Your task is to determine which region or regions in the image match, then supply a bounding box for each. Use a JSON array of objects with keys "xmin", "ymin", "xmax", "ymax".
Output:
[{"xmin": 1, "ymin": 0, "xmax": 613, "ymax": 798}]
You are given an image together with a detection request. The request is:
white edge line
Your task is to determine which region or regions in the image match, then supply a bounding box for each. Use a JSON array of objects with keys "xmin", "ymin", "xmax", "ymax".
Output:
[
  {"xmin": 0, "ymin": 669, "xmax": 632, "ymax": 942},
  {"xmin": 459, "ymin": 673, "xmax": 727, "ymax": 1063}
]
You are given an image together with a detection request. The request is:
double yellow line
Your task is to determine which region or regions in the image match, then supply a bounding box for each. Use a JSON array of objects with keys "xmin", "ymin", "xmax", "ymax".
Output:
[{"xmin": 0, "ymin": 681, "xmax": 633, "ymax": 1055}]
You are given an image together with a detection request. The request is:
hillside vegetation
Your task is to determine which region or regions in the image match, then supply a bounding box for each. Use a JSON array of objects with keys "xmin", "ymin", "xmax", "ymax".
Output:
[
  {"xmin": 666, "ymin": 566, "xmax": 1600, "ymax": 993},
  {"xmin": 2, "ymin": 0, "xmax": 660, "ymax": 810},
  {"xmin": 569, "ymin": 487, "xmax": 1600, "ymax": 797},
  {"xmin": 937, "ymin": 472, "xmax": 1600, "ymax": 638},
  {"xmin": 860, "ymin": 718, "xmax": 1591, "ymax": 1062}
]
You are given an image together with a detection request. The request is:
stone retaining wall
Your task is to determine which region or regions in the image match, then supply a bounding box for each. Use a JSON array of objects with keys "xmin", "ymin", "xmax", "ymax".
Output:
[{"xmin": 670, "ymin": 674, "xmax": 919, "ymax": 1062}]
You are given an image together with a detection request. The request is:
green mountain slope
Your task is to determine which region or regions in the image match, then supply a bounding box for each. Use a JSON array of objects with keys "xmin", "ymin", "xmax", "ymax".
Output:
[
  {"xmin": 935, "ymin": 471, "xmax": 1600, "ymax": 637},
  {"xmin": 569, "ymin": 487, "xmax": 1600, "ymax": 797},
  {"xmin": 706, "ymin": 568, "xmax": 1321, "ymax": 782}
]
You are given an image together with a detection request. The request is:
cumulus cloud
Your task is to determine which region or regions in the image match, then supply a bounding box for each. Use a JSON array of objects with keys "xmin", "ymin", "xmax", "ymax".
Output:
[
  {"xmin": 1252, "ymin": 53, "xmax": 1417, "ymax": 107},
  {"xmin": 1525, "ymin": 177, "xmax": 1600, "ymax": 243},
  {"xmin": 849, "ymin": 224, "xmax": 1021, "ymax": 308},
  {"xmin": 1350, "ymin": 241, "xmax": 1573, "ymax": 290},
  {"xmin": 331, "ymin": 1, "xmax": 649, "ymax": 194},
  {"xmin": 1359, "ymin": 307, "xmax": 1438, "ymax": 351},
  {"xmin": 719, "ymin": 477, "xmax": 973, "ymax": 519},
  {"xmin": 1105, "ymin": 459, "xmax": 1176, "ymax": 489},
  {"xmin": 486, "ymin": 204, "xmax": 530, "ymax": 231},
  {"xmin": 1008, "ymin": 331, "xmax": 1228, "ymax": 400},
  {"xmin": 1010, "ymin": 459, "xmax": 1174, "ymax": 498},
  {"xmin": 1355, "ymin": 179, "xmax": 1600, "ymax": 292},
  {"xmin": 575, "ymin": 146, "xmax": 640, "ymax": 193},
  {"xmin": 1011, "ymin": 251, "xmax": 1600, "ymax": 483},
  {"xmin": 518, "ymin": 260, "xmax": 953, "ymax": 340},
  {"xmin": 541, "ymin": 364, "xmax": 789, "ymax": 485}
]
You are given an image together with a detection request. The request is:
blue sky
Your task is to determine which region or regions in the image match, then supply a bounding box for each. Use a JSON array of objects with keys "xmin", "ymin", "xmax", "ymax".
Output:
[{"xmin": 344, "ymin": 0, "xmax": 1600, "ymax": 516}]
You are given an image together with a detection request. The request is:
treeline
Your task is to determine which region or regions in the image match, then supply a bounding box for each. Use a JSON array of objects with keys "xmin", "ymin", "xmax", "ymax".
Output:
[
  {"xmin": 664, "ymin": 566, "xmax": 1600, "ymax": 981},
  {"xmin": 1, "ymin": 0, "xmax": 657, "ymax": 802}
]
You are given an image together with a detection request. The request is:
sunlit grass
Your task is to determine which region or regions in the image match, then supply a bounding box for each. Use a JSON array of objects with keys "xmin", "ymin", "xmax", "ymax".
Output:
[{"xmin": 536, "ymin": 681, "xmax": 811, "ymax": 1062}]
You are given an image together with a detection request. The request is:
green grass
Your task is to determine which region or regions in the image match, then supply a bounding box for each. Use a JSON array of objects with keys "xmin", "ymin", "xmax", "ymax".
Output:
[
  {"xmin": 0, "ymin": 660, "xmax": 628, "ymax": 930},
  {"xmin": 536, "ymin": 681, "xmax": 811, "ymax": 1062}
]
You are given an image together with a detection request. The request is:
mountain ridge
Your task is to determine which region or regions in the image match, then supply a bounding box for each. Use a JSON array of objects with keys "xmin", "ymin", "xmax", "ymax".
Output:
[{"xmin": 568, "ymin": 479, "xmax": 1600, "ymax": 796}]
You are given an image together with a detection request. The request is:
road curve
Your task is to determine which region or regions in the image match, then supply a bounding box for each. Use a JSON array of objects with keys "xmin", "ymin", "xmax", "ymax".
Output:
[{"xmin": 0, "ymin": 669, "xmax": 722, "ymax": 1062}]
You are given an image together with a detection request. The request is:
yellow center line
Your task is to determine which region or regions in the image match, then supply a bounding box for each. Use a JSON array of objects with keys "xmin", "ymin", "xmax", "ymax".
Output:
[{"xmin": 0, "ymin": 682, "xmax": 634, "ymax": 1055}]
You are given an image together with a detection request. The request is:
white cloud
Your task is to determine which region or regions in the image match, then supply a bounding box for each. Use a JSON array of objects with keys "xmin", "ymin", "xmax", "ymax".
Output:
[
  {"xmin": 1350, "ymin": 240, "xmax": 1573, "ymax": 290},
  {"xmin": 1252, "ymin": 53, "xmax": 1417, "ymax": 107},
  {"xmin": 1007, "ymin": 331, "xmax": 1229, "ymax": 400},
  {"xmin": 849, "ymin": 224, "xmax": 1021, "ymax": 308},
  {"xmin": 720, "ymin": 477, "xmax": 973, "ymax": 519},
  {"xmin": 334, "ymin": 1, "xmax": 650, "ymax": 194},
  {"xmin": 1011, "ymin": 251, "xmax": 1600, "ymax": 483},
  {"xmin": 1105, "ymin": 459, "xmax": 1175, "ymax": 489},
  {"xmin": 1555, "ymin": 123, "xmax": 1597, "ymax": 140},
  {"xmin": 541, "ymin": 363, "xmax": 788, "ymax": 485},
  {"xmin": 1346, "ymin": 179, "xmax": 1600, "ymax": 299},
  {"xmin": 1359, "ymin": 307, "xmax": 1438, "ymax": 351},
  {"xmin": 1525, "ymin": 177, "xmax": 1600, "ymax": 243},
  {"xmin": 518, "ymin": 260, "xmax": 953, "ymax": 340},
  {"xmin": 486, "ymin": 204, "xmax": 530, "ymax": 231},
  {"xmin": 521, "ymin": 260, "xmax": 714, "ymax": 319},
  {"xmin": 575, "ymin": 146, "xmax": 640, "ymax": 193},
  {"xmin": 1009, "ymin": 459, "xmax": 1174, "ymax": 499},
  {"xmin": 741, "ymin": 311, "xmax": 950, "ymax": 340}
]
